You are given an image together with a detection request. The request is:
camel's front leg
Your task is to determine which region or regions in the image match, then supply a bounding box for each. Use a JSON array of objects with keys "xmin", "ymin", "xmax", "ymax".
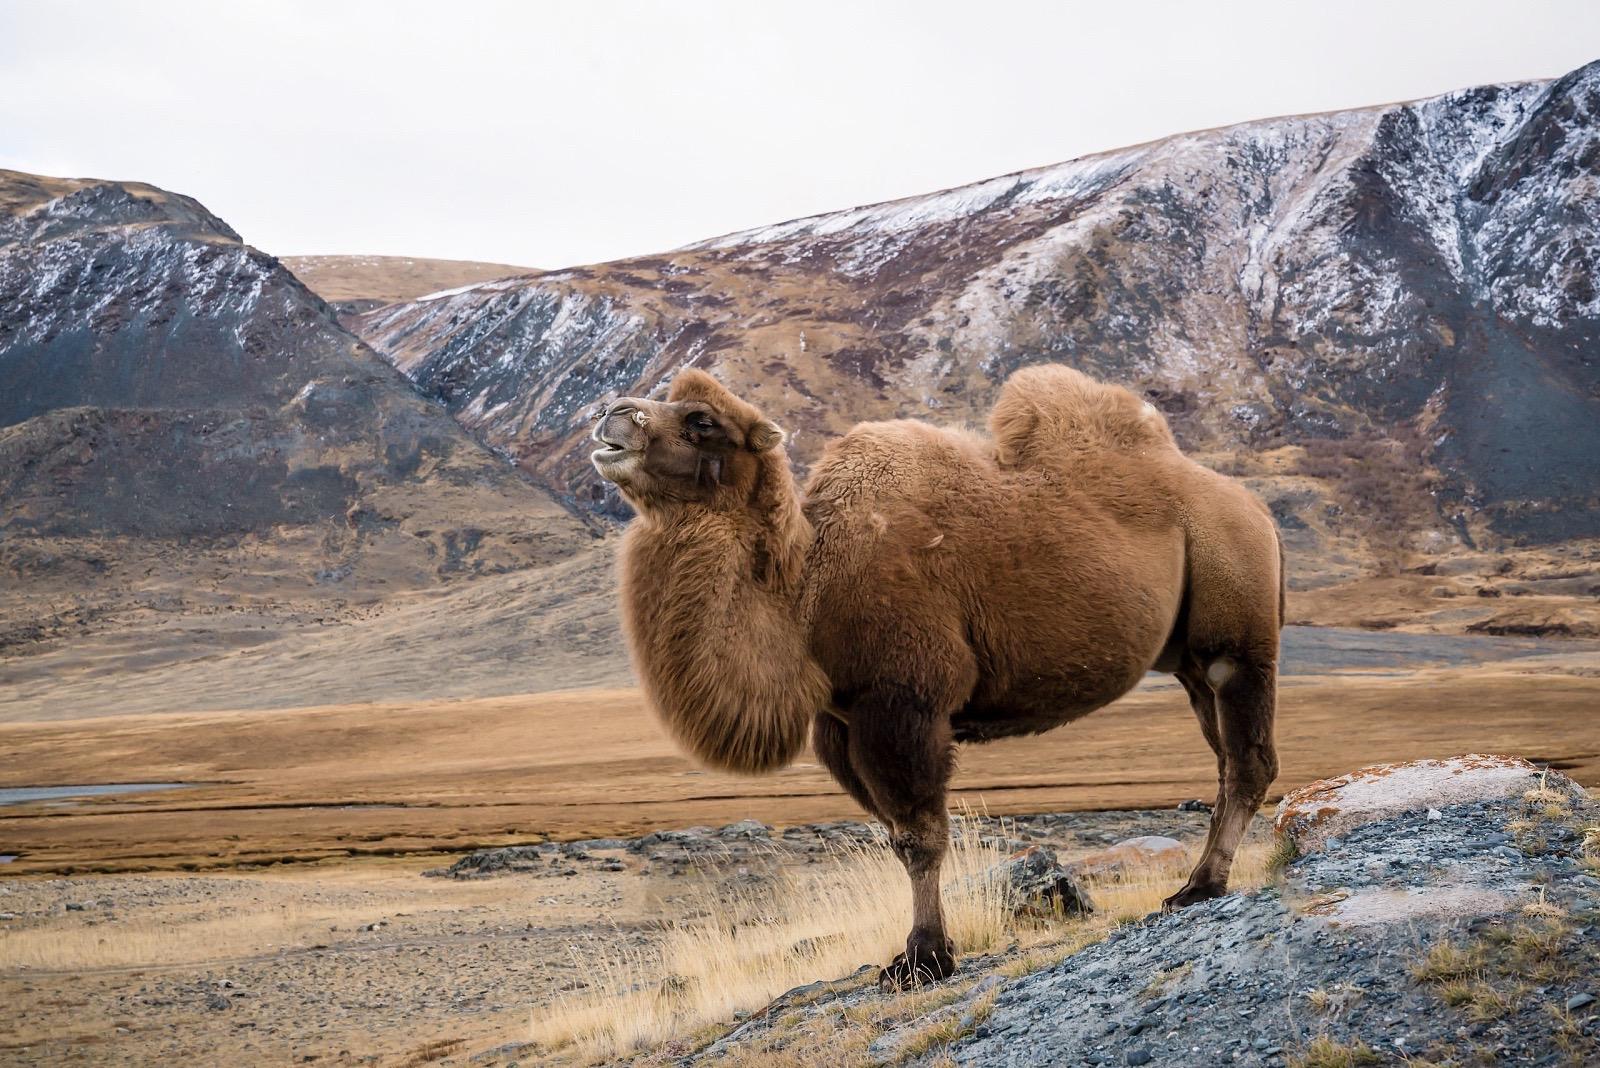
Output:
[
  {"xmin": 884, "ymin": 810, "xmax": 955, "ymax": 989},
  {"xmin": 846, "ymin": 682, "xmax": 959, "ymax": 990}
]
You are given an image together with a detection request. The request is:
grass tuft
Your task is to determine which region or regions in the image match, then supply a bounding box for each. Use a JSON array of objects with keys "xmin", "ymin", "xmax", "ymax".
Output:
[
  {"xmin": 1288, "ymin": 1034, "xmax": 1382, "ymax": 1068},
  {"xmin": 1265, "ymin": 832, "xmax": 1300, "ymax": 877},
  {"xmin": 1412, "ymin": 941, "xmax": 1485, "ymax": 984}
]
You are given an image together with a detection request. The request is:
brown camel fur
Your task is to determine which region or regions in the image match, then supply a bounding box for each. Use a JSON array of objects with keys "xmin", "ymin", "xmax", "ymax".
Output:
[{"xmin": 591, "ymin": 364, "xmax": 1282, "ymax": 988}]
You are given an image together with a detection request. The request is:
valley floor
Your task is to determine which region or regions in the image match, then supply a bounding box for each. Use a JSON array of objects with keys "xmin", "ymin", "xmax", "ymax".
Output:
[
  {"xmin": 0, "ymin": 629, "xmax": 1596, "ymax": 876},
  {"xmin": 0, "ymin": 629, "xmax": 1597, "ymax": 1064}
]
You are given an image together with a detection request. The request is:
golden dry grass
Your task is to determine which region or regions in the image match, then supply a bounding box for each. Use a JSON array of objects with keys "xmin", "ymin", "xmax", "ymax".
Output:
[
  {"xmin": 0, "ymin": 906, "xmax": 334, "ymax": 970},
  {"xmin": 530, "ymin": 822, "xmax": 1274, "ymax": 1065}
]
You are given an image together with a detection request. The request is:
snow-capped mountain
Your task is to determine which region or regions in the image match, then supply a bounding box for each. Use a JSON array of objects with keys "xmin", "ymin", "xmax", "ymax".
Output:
[
  {"xmin": 0, "ymin": 169, "xmax": 589, "ymax": 592},
  {"xmin": 357, "ymin": 61, "xmax": 1600, "ymax": 549}
]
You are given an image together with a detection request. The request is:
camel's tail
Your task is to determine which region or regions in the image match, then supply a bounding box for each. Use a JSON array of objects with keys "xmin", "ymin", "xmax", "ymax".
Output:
[{"xmin": 989, "ymin": 364, "xmax": 1177, "ymax": 466}]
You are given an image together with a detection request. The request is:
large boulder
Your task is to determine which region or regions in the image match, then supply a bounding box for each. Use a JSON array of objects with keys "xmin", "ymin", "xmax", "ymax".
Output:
[{"xmin": 1275, "ymin": 755, "xmax": 1586, "ymax": 852}]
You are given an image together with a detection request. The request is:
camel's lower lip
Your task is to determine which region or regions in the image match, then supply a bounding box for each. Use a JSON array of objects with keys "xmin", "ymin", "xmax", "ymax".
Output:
[{"xmin": 591, "ymin": 445, "xmax": 635, "ymax": 471}]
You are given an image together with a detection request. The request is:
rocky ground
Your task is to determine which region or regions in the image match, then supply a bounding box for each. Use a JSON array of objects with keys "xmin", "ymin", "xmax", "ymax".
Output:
[
  {"xmin": 625, "ymin": 758, "xmax": 1599, "ymax": 1068},
  {"xmin": 3, "ymin": 760, "xmax": 1595, "ymax": 1066},
  {"xmin": 430, "ymin": 807, "xmax": 1222, "ymax": 882}
]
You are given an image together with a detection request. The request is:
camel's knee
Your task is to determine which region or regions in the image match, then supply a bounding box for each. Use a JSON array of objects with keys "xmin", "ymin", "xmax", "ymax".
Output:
[
  {"xmin": 1228, "ymin": 738, "xmax": 1278, "ymax": 780},
  {"xmin": 1256, "ymin": 746, "xmax": 1281, "ymax": 787},
  {"xmin": 889, "ymin": 817, "xmax": 949, "ymax": 874},
  {"xmin": 1204, "ymin": 656, "xmax": 1236, "ymax": 688}
]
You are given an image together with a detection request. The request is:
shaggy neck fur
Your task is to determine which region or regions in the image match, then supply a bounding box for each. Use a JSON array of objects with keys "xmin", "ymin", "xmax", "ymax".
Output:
[{"xmin": 618, "ymin": 446, "xmax": 829, "ymax": 773}]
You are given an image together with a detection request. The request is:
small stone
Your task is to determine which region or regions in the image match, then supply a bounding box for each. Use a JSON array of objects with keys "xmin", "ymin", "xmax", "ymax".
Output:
[
  {"xmin": 1125, "ymin": 1050, "xmax": 1153, "ymax": 1066},
  {"xmin": 971, "ymin": 846, "xmax": 1095, "ymax": 917},
  {"xmin": 1426, "ymin": 808, "xmax": 1442, "ymax": 820},
  {"xmin": 1566, "ymin": 992, "xmax": 1595, "ymax": 1012}
]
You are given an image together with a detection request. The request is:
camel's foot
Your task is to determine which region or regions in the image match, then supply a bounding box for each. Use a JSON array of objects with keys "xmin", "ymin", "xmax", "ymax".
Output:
[
  {"xmin": 878, "ymin": 936, "xmax": 956, "ymax": 992},
  {"xmin": 1162, "ymin": 881, "xmax": 1227, "ymax": 911}
]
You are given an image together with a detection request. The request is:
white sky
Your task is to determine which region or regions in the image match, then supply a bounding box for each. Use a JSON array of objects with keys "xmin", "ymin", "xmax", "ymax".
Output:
[{"xmin": 2, "ymin": 2, "xmax": 1597, "ymax": 269}]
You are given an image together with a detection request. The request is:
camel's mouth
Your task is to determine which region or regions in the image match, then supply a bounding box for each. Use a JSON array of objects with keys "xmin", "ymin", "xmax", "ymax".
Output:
[{"xmin": 590, "ymin": 443, "xmax": 638, "ymax": 479}]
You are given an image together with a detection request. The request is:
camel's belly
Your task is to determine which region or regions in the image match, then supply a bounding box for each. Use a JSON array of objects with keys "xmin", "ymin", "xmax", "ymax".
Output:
[
  {"xmin": 957, "ymin": 620, "xmax": 1159, "ymax": 729},
  {"xmin": 952, "ymin": 522, "xmax": 1183, "ymax": 739}
]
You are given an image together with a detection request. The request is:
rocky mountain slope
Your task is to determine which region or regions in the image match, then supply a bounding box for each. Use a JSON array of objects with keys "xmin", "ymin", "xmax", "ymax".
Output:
[
  {"xmin": 281, "ymin": 254, "xmax": 537, "ymax": 316},
  {"xmin": 0, "ymin": 170, "xmax": 607, "ymax": 713},
  {"xmin": 355, "ymin": 61, "xmax": 1600, "ymax": 632}
]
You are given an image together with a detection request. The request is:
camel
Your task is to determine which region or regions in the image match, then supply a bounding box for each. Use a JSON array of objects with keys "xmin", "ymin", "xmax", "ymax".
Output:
[{"xmin": 590, "ymin": 364, "xmax": 1282, "ymax": 989}]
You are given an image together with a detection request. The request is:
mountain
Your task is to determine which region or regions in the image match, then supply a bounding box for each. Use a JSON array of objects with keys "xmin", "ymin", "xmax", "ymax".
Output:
[
  {"xmin": 353, "ymin": 61, "xmax": 1600, "ymax": 636},
  {"xmin": 282, "ymin": 254, "xmax": 538, "ymax": 316},
  {"xmin": 0, "ymin": 170, "xmax": 620, "ymax": 716}
]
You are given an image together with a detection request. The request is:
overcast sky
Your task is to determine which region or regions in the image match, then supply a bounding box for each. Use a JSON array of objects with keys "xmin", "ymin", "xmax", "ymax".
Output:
[{"xmin": 2, "ymin": 2, "xmax": 1596, "ymax": 269}]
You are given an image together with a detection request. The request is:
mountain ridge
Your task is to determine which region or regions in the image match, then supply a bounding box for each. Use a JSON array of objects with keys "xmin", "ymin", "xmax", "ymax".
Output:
[
  {"xmin": 354, "ymin": 63, "xmax": 1599, "ymax": 547},
  {"xmin": 0, "ymin": 169, "xmax": 617, "ymax": 715}
]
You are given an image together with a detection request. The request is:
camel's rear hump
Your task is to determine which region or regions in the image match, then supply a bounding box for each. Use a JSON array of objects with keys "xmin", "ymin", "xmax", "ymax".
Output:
[{"xmin": 989, "ymin": 364, "xmax": 1177, "ymax": 466}]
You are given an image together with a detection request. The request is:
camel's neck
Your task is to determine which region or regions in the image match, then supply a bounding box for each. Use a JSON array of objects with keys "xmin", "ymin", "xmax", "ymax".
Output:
[{"xmin": 618, "ymin": 459, "xmax": 828, "ymax": 774}]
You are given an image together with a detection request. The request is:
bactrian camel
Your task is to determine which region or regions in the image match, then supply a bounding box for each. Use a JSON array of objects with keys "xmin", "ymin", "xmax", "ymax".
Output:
[{"xmin": 590, "ymin": 364, "xmax": 1282, "ymax": 988}]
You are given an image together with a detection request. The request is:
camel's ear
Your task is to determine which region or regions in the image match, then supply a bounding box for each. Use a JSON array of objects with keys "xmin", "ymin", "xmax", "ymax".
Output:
[{"xmin": 747, "ymin": 419, "xmax": 784, "ymax": 452}]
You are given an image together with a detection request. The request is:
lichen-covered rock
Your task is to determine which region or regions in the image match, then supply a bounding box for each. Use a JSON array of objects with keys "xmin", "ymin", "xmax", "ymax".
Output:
[{"xmin": 1274, "ymin": 754, "xmax": 1585, "ymax": 852}]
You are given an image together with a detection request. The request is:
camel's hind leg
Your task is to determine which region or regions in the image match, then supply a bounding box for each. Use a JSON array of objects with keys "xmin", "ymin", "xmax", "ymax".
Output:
[
  {"xmin": 1173, "ymin": 669, "xmax": 1225, "ymax": 876},
  {"xmin": 1164, "ymin": 652, "xmax": 1279, "ymax": 909}
]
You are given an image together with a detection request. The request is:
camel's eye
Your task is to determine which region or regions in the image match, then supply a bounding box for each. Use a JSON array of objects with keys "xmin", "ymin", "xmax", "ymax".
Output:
[{"xmin": 687, "ymin": 412, "xmax": 717, "ymax": 433}]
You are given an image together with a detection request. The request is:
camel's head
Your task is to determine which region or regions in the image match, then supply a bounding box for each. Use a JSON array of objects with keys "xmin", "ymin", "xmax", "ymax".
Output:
[{"xmin": 590, "ymin": 369, "xmax": 785, "ymax": 513}]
